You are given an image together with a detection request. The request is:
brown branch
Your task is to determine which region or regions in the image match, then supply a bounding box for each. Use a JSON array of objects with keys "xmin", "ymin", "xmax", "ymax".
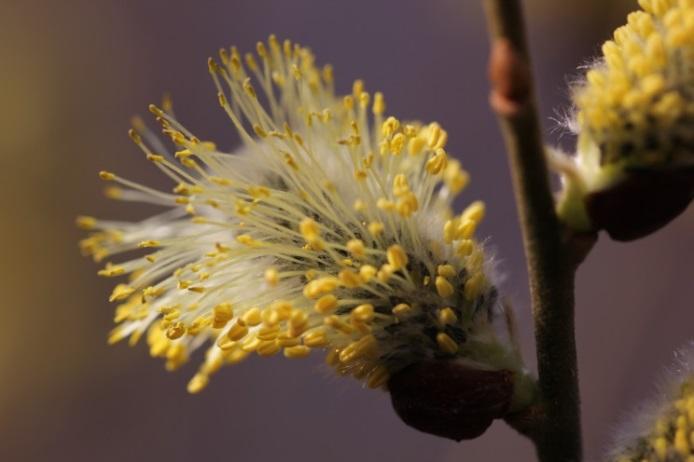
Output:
[{"xmin": 482, "ymin": 1, "xmax": 591, "ymax": 461}]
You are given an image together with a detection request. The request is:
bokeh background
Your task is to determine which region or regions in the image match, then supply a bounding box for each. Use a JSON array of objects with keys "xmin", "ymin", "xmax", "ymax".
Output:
[{"xmin": 1, "ymin": 0, "xmax": 692, "ymax": 461}]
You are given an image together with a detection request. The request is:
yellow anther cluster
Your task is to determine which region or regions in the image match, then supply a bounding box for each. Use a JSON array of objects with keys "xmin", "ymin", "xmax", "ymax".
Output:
[
  {"xmin": 386, "ymin": 245, "xmax": 408, "ymax": 271},
  {"xmin": 435, "ymin": 275, "xmax": 455, "ymax": 298},
  {"xmin": 346, "ymin": 239, "xmax": 365, "ymax": 258},
  {"xmin": 574, "ymin": 0, "xmax": 694, "ymax": 167},
  {"xmin": 99, "ymin": 171, "xmax": 116, "ymax": 181},
  {"xmin": 314, "ymin": 294, "xmax": 338, "ymax": 314},
  {"xmin": 426, "ymin": 149, "xmax": 449, "ymax": 175},
  {"xmin": 443, "ymin": 159, "xmax": 471, "ymax": 194},
  {"xmin": 97, "ymin": 262, "xmax": 125, "ymax": 277},
  {"xmin": 75, "ymin": 215, "xmax": 97, "ymax": 230},
  {"xmin": 338, "ymin": 268, "xmax": 362, "ymax": 288},
  {"xmin": 264, "ymin": 267, "xmax": 279, "ymax": 286},
  {"xmin": 300, "ymin": 217, "xmax": 323, "ymax": 249},
  {"xmin": 391, "ymin": 175, "xmax": 419, "ymax": 218},
  {"xmin": 438, "ymin": 307, "xmax": 458, "ymax": 325},
  {"xmin": 212, "ymin": 303, "xmax": 233, "ymax": 328},
  {"xmin": 436, "ymin": 332, "xmax": 459, "ymax": 354},
  {"xmin": 109, "ymin": 284, "xmax": 135, "ymax": 302},
  {"xmin": 367, "ymin": 221, "xmax": 384, "ymax": 236},
  {"xmin": 303, "ymin": 276, "xmax": 339, "ymax": 299},
  {"xmin": 79, "ymin": 35, "xmax": 510, "ymax": 394},
  {"xmin": 443, "ymin": 200, "xmax": 486, "ymax": 261}
]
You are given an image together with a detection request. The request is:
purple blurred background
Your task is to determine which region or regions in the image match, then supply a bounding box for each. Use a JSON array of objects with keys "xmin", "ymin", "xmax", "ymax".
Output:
[{"xmin": 1, "ymin": 0, "xmax": 692, "ymax": 460}]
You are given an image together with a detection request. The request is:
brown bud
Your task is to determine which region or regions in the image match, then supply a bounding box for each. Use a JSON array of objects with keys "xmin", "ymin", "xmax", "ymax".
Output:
[
  {"xmin": 388, "ymin": 360, "xmax": 514, "ymax": 441},
  {"xmin": 585, "ymin": 168, "xmax": 693, "ymax": 241},
  {"xmin": 488, "ymin": 39, "xmax": 531, "ymax": 116}
]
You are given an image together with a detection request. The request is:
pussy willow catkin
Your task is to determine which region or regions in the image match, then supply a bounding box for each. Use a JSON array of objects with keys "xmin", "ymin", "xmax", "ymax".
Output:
[
  {"xmin": 608, "ymin": 343, "xmax": 694, "ymax": 462},
  {"xmin": 556, "ymin": 0, "xmax": 694, "ymax": 235},
  {"xmin": 79, "ymin": 36, "xmax": 521, "ymax": 394}
]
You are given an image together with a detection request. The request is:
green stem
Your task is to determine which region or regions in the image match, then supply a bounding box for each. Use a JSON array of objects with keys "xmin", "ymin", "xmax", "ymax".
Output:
[{"xmin": 482, "ymin": 1, "xmax": 586, "ymax": 460}]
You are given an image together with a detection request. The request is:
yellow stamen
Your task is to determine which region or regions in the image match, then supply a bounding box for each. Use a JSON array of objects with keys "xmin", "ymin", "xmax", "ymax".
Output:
[
  {"xmin": 212, "ymin": 303, "xmax": 234, "ymax": 328},
  {"xmin": 386, "ymin": 245, "xmax": 408, "ymax": 271},
  {"xmin": 436, "ymin": 332, "xmax": 458, "ymax": 354},
  {"xmin": 435, "ymin": 276, "xmax": 455, "ymax": 298}
]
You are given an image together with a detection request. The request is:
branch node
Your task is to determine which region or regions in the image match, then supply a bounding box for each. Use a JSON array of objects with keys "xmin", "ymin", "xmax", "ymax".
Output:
[{"xmin": 488, "ymin": 38, "xmax": 531, "ymax": 116}]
